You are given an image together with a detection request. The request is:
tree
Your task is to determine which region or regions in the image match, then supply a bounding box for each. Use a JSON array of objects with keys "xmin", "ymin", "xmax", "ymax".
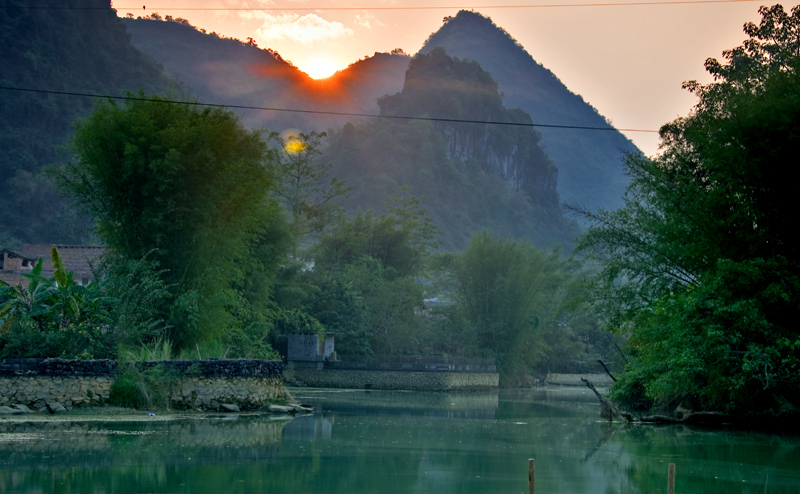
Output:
[
  {"xmin": 58, "ymin": 94, "xmax": 283, "ymax": 352},
  {"xmin": 314, "ymin": 191, "xmax": 440, "ymax": 278},
  {"xmin": 572, "ymin": 5, "xmax": 800, "ymax": 414},
  {"xmin": 270, "ymin": 131, "xmax": 350, "ymax": 257},
  {"xmin": 438, "ymin": 232, "xmax": 562, "ymax": 385},
  {"xmin": 0, "ymin": 248, "xmax": 115, "ymax": 359}
]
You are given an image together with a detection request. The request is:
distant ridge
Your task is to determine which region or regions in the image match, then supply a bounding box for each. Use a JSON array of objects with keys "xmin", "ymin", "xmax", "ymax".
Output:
[
  {"xmin": 123, "ymin": 17, "xmax": 410, "ymax": 133},
  {"xmin": 420, "ymin": 10, "xmax": 638, "ymax": 211}
]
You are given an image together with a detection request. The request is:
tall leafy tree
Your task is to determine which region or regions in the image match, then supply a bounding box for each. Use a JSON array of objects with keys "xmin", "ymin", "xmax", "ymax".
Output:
[
  {"xmin": 58, "ymin": 94, "xmax": 283, "ymax": 351},
  {"xmin": 573, "ymin": 5, "xmax": 800, "ymax": 414},
  {"xmin": 270, "ymin": 131, "xmax": 350, "ymax": 257},
  {"xmin": 438, "ymin": 232, "xmax": 562, "ymax": 384}
]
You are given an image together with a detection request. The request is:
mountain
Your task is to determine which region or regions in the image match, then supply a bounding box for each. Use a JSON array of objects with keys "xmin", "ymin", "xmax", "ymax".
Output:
[
  {"xmin": 122, "ymin": 16, "xmax": 410, "ymax": 132},
  {"xmin": 0, "ymin": 0, "xmax": 169, "ymax": 246},
  {"xmin": 323, "ymin": 49, "xmax": 578, "ymax": 250},
  {"xmin": 421, "ymin": 10, "xmax": 638, "ymax": 211}
]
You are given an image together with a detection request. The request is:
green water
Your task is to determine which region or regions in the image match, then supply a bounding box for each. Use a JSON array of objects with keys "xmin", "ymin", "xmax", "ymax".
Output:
[{"xmin": 1, "ymin": 388, "xmax": 798, "ymax": 493}]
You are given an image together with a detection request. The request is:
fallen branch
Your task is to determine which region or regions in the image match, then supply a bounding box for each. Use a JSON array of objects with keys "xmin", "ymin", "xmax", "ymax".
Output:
[
  {"xmin": 581, "ymin": 377, "xmax": 632, "ymax": 422},
  {"xmin": 596, "ymin": 360, "xmax": 617, "ymax": 382}
]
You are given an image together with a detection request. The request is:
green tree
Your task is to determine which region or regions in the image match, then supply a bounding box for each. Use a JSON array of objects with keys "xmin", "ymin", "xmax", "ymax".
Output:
[
  {"xmin": 573, "ymin": 5, "xmax": 800, "ymax": 414},
  {"xmin": 0, "ymin": 247, "xmax": 115, "ymax": 359},
  {"xmin": 314, "ymin": 191, "xmax": 440, "ymax": 278},
  {"xmin": 58, "ymin": 94, "xmax": 283, "ymax": 352},
  {"xmin": 270, "ymin": 131, "xmax": 350, "ymax": 257},
  {"xmin": 297, "ymin": 193, "xmax": 438, "ymax": 358},
  {"xmin": 438, "ymin": 232, "xmax": 562, "ymax": 385}
]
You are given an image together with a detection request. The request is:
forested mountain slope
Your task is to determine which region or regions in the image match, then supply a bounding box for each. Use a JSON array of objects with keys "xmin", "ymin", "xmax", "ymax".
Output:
[
  {"xmin": 421, "ymin": 10, "xmax": 639, "ymax": 211},
  {"xmin": 0, "ymin": 0, "xmax": 169, "ymax": 246}
]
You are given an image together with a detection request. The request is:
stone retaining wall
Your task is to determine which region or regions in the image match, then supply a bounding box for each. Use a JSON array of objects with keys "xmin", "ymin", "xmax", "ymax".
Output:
[
  {"xmin": 544, "ymin": 373, "xmax": 614, "ymax": 387},
  {"xmin": 0, "ymin": 358, "xmax": 289, "ymax": 411},
  {"xmin": 284, "ymin": 364, "xmax": 498, "ymax": 391}
]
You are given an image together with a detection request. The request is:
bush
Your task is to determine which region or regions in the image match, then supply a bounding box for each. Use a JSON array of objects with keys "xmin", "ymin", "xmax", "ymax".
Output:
[{"xmin": 109, "ymin": 363, "xmax": 178, "ymax": 410}]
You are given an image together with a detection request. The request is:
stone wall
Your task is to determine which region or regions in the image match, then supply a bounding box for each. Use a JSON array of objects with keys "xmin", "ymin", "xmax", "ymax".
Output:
[
  {"xmin": 544, "ymin": 373, "xmax": 614, "ymax": 387},
  {"xmin": 284, "ymin": 364, "xmax": 498, "ymax": 391},
  {"xmin": 0, "ymin": 358, "xmax": 289, "ymax": 411}
]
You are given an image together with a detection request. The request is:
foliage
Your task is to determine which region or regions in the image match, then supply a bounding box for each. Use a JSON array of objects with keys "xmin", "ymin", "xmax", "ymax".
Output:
[
  {"xmin": 119, "ymin": 337, "xmax": 174, "ymax": 363},
  {"xmin": 0, "ymin": 0, "xmax": 168, "ymax": 245},
  {"xmin": 610, "ymin": 258, "xmax": 800, "ymax": 413},
  {"xmin": 94, "ymin": 253, "xmax": 173, "ymax": 351},
  {"xmin": 58, "ymin": 94, "xmax": 285, "ymax": 352},
  {"xmin": 434, "ymin": 232, "xmax": 564, "ymax": 384},
  {"xmin": 314, "ymin": 191, "xmax": 440, "ymax": 277},
  {"xmin": 0, "ymin": 248, "xmax": 115, "ymax": 359},
  {"xmin": 109, "ymin": 363, "xmax": 177, "ymax": 410},
  {"xmin": 293, "ymin": 268, "xmax": 372, "ymax": 359},
  {"xmin": 270, "ymin": 130, "xmax": 350, "ymax": 257},
  {"xmin": 574, "ymin": 5, "xmax": 800, "ymax": 414}
]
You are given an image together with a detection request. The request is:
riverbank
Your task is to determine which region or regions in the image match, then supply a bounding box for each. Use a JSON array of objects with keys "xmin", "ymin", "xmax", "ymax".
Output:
[{"xmin": 0, "ymin": 358, "xmax": 289, "ymax": 412}]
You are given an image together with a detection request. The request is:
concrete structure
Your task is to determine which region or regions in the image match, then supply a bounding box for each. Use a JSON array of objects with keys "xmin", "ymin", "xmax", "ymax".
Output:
[
  {"xmin": 284, "ymin": 363, "xmax": 499, "ymax": 390},
  {"xmin": 287, "ymin": 332, "xmax": 335, "ymax": 362}
]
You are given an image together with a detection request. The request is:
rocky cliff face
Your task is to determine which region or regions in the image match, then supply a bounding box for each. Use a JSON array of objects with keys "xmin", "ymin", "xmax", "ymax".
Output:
[
  {"xmin": 325, "ymin": 48, "xmax": 577, "ymax": 249},
  {"xmin": 421, "ymin": 10, "xmax": 639, "ymax": 211},
  {"xmin": 379, "ymin": 47, "xmax": 559, "ymax": 210}
]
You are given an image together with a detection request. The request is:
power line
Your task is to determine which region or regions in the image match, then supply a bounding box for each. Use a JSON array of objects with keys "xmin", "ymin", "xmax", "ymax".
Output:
[
  {"xmin": 0, "ymin": 85, "xmax": 659, "ymax": 133},
  {"xmin": 5, "ymin": 0, "xmax": 768, "ymax": 11}
]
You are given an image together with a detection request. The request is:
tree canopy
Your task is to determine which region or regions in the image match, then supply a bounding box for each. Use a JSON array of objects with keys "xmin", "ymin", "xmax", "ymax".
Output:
[
  {"xmin": 58, "ymin": 94, "xmax": 284, "ymax": 351},
  {"xmin": 573, "ymin": 4, "xmax": 800, "ymax": 415}
]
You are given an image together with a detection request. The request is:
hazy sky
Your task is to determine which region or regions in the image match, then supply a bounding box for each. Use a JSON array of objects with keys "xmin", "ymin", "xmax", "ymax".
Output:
[{"xmin": 114, "ymin": 1, "xmax": 800, "ymax": 156}]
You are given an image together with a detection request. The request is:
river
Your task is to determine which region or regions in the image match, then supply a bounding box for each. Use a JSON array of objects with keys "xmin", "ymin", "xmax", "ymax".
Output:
[{"xmin": 1, "ymin": 388, "xmax": 797, "ymax": 493}]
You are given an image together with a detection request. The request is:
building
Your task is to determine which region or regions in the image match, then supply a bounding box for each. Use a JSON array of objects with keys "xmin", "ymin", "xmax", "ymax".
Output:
[{"xmin": 0, "ymin": 244, "xmax": 105, "ymax": 287}]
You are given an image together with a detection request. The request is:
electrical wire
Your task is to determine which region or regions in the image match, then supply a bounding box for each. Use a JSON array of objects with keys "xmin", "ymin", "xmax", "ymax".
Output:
[
  {"xmin": 0, "ymin": 85, "xmax": 659, "ymax": 133},
  {"xmin": 4, "ymin": 0, "xmax": 768, "ymax": 11}
]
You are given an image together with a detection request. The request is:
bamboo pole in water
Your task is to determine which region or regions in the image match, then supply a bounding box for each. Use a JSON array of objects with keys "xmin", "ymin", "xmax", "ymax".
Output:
[
  {"xmin": 528, "ymin": 458, "xmax": 535, "ymax": 494},
  {"xmin": 668, "ymin": 463, "xmax": 676, "ymax": 494}
]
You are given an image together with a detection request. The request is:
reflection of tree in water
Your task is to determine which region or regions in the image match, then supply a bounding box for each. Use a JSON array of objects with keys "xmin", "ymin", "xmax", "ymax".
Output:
[
  {"xmin": 581, "ymin": 424, "xmax": 800, "ymax": 494},
  {"xmin": 2, "ymin": 392, "xmax": 798, "ymax": 493},
  {"xmin": 0, "ymin": 417, "xmax": 291, "ymax": 493}
]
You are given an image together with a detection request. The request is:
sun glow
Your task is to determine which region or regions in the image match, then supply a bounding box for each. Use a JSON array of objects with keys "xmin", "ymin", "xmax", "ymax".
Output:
[{"xmin": 302, "ymin": 59, "xmax": 339, "ymax": 79}]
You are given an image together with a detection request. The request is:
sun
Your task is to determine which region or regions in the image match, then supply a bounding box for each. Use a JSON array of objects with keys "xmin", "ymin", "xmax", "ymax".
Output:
[{"xmin": 302, "ymin": 59, "xmax": 339, "ymax": 79}]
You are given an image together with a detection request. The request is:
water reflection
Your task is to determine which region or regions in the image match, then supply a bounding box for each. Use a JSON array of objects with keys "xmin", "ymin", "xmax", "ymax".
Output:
[{"xmin": 0, "ymin": 389, "xmax": 798, "ymax": 493}]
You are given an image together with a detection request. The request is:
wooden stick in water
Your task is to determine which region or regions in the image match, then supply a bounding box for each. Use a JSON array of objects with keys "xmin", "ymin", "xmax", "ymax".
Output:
[
  {"xmin": 528, "ymin": 458, "xmax": 535, "ymax": 494},
  {"xmin": 668, "ymin": 463, "xmax": 676, "ymax": 494}
]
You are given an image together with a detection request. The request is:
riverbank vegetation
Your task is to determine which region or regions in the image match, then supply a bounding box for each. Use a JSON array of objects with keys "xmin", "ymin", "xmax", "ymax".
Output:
[
  {"xmin": 570, "ymin": 5, "xmax": 800, "ymax": 418},
  {"xmin": 1, "ymin": 98, "xmax": 606, "ymax": 386},
  {"xmin": 6, "ymin": 4, "xmax": 798, "ymax": 411}
]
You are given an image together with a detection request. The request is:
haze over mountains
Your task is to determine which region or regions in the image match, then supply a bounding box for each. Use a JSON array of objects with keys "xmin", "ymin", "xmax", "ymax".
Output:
[
  {"xmin": 124, "ymin": 10, "xmax": 638, "ymax": 213},
  {"xmin": 1, "ymin": 0, "xmax": 639, "ymax": 250},
  {"xmin": 122, "ymin": 16, "xmax": 410, "ymax": 133}
]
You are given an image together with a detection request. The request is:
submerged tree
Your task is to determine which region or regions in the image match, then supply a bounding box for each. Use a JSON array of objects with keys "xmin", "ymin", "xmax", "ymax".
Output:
[
  {"xmin": 572, "ymin": 5, "xmax": 800, "ymax": 414},
  {"xmin": 58, "ymin": 94, "xmax": 284, "ymax": 352}
]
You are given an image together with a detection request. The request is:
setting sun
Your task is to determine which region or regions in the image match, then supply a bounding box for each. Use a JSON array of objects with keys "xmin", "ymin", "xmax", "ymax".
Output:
[{"xmin": 302, "ymin": 59, "xmax": 339, "ymax": 79}]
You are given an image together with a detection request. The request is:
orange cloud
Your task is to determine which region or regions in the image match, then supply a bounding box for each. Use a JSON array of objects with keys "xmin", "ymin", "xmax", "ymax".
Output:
[{"xmin": 251, "ymin": 12, "xmax": 354, "ymax": 45}]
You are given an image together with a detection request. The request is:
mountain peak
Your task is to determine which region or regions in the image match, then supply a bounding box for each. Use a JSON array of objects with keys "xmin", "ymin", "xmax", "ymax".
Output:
[{"xmin": 420, "ymin": 10, "xmax": 638, "ymax": 211}]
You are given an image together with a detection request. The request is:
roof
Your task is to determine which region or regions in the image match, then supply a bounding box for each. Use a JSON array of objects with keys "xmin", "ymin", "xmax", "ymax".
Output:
[{"xmin": 1, "ymin": 244, "xmax": 106, "ymax": 277}]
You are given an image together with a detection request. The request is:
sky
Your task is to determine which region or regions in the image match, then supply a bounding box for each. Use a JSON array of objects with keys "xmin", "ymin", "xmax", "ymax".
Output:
[{"xmin": 114, "ymin": 1, "xmax": 800, "ymax": 156}]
